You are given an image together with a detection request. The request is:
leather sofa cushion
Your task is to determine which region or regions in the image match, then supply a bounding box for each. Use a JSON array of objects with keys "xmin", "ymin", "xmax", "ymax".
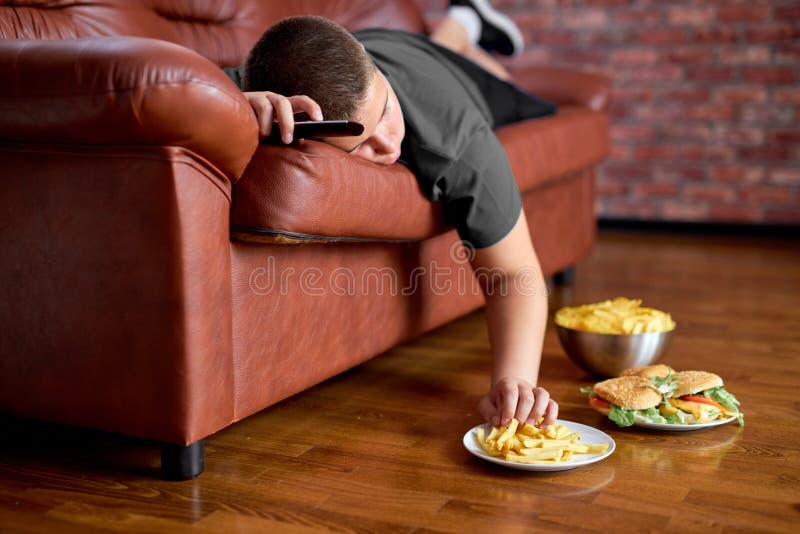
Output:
[{"xmin": 230, "ymin": 106, "xmax": 609, "ymax": 243}]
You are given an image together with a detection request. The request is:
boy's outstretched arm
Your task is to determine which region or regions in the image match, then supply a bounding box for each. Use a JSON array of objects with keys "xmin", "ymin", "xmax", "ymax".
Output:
[{"xmin": 471, "ymin": 211, "xmax": 558, "ymax": 428}]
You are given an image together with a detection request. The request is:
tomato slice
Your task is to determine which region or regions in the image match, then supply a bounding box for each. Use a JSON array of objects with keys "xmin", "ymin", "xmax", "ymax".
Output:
[
  {"xmin": 680, "ymin": 395, "xmax": 725, "ymax": 411},
  {"xmin": 589, "ymin": 396, "xmax": 610, "ymax": 410}
]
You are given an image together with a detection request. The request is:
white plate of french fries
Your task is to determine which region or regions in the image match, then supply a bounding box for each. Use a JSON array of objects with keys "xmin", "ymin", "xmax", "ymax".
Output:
[{"xmin": 464, "ymin": 419, "xmax": 615, "ymax": 471}]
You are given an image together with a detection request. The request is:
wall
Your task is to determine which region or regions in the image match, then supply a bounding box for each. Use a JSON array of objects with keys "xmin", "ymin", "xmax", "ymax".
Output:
[{"xmin": 418, "ymin": 0, "xmax": 800, "ymax": 224}]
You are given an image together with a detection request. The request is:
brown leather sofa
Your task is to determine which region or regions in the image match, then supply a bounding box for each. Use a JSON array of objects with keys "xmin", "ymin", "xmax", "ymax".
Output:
[{"xmin": 0, "ymin": 0, "xmax": 610, "ymax": 479}]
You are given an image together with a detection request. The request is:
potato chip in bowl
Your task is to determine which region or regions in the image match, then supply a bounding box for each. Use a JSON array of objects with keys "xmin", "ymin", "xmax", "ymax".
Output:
[{"xmin": 555, "ymin": 297, "xmax": 675, "ymax": 335}]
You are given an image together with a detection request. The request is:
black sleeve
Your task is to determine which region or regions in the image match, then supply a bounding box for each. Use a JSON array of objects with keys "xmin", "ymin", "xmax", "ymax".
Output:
[
  {"xmin": 222, "ymin": 65, "xmax": 244, "ymax": 90},
  {"xmin": 436, "ymin": 126, "xmax": 523, "ymax": 249}
]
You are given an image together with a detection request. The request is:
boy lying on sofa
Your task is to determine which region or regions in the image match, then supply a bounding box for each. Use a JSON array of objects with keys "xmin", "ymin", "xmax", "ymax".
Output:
[{"xmin": 225, "ymin": 0, "xmax": 560, "ymax": 429}]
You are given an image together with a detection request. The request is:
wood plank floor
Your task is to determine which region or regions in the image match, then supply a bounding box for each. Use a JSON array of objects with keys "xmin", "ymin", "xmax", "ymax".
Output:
[{"xmin": 1, "ymin": 228, "xmax": 799, "ymax": 533}]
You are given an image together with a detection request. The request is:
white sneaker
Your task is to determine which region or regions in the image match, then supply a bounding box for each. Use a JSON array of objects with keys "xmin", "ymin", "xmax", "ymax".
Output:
[{"xmin": 450, "ymin": 0, "xmax": 524, "ymax": 56}]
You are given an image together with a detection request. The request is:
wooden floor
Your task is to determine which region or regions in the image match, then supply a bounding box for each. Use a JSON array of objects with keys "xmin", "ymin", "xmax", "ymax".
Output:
[{"xmin": 1, "ymin": 228, "xmax": 799, "ymax": 533}]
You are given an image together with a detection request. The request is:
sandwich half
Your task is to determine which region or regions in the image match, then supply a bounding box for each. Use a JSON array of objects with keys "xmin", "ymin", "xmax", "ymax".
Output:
[
  {"xmin": 665, "ymin": 371, "xmax": 743, "ymax": 425},
  {"xmin": 581, "ymin": 376, "xmax": 663, "ymax": 427}
]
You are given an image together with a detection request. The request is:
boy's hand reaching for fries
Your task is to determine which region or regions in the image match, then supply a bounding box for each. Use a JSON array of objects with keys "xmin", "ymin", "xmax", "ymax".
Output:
[{"xmin": 478, "ymin": 377, "xmax": 558, "ymax": 428}]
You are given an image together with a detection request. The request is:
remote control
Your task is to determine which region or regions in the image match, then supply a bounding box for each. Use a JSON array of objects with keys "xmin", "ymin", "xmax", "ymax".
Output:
[{"xmin": 265, "ymin": 120, "xmax": 364, "ymax": 143}]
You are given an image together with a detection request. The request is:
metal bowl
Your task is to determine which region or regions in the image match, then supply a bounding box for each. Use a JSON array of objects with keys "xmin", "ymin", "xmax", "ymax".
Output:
[{"xmin": 556, "ymin": 324, "xmax": 675, "ymax": 377}]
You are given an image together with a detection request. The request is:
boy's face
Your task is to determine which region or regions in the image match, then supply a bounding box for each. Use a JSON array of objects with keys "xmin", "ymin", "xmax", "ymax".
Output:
[{"xmin": 325, "ymin": 70, "xmax": 405, "ymax": 166}]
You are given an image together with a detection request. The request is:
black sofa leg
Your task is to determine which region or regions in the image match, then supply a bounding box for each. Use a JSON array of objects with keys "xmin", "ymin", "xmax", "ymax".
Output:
[
  {"xmin": 553, "ymin": 266, "xmax": 575, "ymax": 286},
  {"xmin": 161, "ymin": 440, "xmax": 205, "ymax": 480}
]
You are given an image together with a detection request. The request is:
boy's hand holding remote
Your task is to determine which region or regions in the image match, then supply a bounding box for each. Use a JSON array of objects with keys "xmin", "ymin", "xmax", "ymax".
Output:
[{"xmin": 244, "ymin": 91, "xmax": 323, "ymax": 144}]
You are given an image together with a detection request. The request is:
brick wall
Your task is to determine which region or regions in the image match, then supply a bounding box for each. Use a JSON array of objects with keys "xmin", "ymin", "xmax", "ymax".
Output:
[{"xmin": 418, "ymin": 0, "xmax": 800, "ymax": 224}]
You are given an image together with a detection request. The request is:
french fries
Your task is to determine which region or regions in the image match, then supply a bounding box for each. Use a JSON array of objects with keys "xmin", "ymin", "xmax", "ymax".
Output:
[
  {"xmin": 555, "ymin": 297, "xmax": 675, "ymax": 334},
  {"xmin": 475, "ymin": 419, "xmax": 609, "ymax": 464}
]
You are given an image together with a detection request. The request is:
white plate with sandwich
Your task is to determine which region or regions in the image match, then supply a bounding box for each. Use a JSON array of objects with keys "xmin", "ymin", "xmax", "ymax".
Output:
[
  {"xmin": 633, "ymin": 415, "xmax": 738, "ymax": 431},
  {"xmin": 581, "ymin": 366, "xmax": 744, "ymax": 431}
]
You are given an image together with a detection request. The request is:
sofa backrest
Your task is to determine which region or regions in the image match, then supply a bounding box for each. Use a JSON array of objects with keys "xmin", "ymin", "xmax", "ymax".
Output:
[{"xmin": 0, "ymin": 0, "xmax": 428, "ymax": 66}]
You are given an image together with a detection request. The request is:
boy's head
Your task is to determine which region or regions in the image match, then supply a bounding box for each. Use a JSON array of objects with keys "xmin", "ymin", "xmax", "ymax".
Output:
[
  {"xmin": 244, "ymin": 16, "xmax": 372, "ymax": 122},
  {"xmin": 244, "ymin": 16, "xmax": 405, "ymax": 166}
]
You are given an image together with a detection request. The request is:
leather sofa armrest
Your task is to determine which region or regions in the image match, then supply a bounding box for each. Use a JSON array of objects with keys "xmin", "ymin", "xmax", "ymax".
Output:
[
  {"xmin": 0, "ymin": 37, "xmax": 258, "ymax": 180},
  {"xmin": 509, "ymin": 66, "xmax": 611, "ymax": 113},
  {"xmin": 232, "ymin": 141, "xmax": 445, "ymax": 242}
]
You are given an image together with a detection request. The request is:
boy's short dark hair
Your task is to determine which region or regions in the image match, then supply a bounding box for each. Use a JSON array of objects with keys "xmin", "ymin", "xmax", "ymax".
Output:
[{"xmin": 243, "ymin": 16, "xmax": 375, "ymax": 121}]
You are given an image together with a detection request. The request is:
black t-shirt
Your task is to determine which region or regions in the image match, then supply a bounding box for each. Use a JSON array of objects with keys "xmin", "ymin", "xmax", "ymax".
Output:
[{"xmin": 357, "ymin": 29, "xmax": 525, "ymax": 248}]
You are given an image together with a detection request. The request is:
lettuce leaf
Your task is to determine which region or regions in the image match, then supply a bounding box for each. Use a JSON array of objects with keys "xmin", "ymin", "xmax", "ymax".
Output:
[
  {"xmin": 607, "ymin": 404, "xmax": 706, "ymax": 426},
  {"xmin": 671, "ymin": 409, "xmax": 696, "ymax": 424},
  {"xmin": 660, "ymin": 408, "xmax": 698, "ymax": 425},
  {"xmin": 650, "ymin": 372, "xmax": 678, "ymax": 399},
  {"xmin": 608, "ymin": 405, "xmax": 636, "ymax": 427},
  {"xmin": 634, "ymin": 407, "xmax": 668, "ymax": 424},
  {"xmin": 664, "ymin": 413, "xmax": 679, "ymax": 424},
  {"xmin": 705, "ymin": 386, "xmax": 744, "ymax": 426},
  {"xmin": 705, "ymin": 386, "xmax": 741, "ymax": 411}
]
